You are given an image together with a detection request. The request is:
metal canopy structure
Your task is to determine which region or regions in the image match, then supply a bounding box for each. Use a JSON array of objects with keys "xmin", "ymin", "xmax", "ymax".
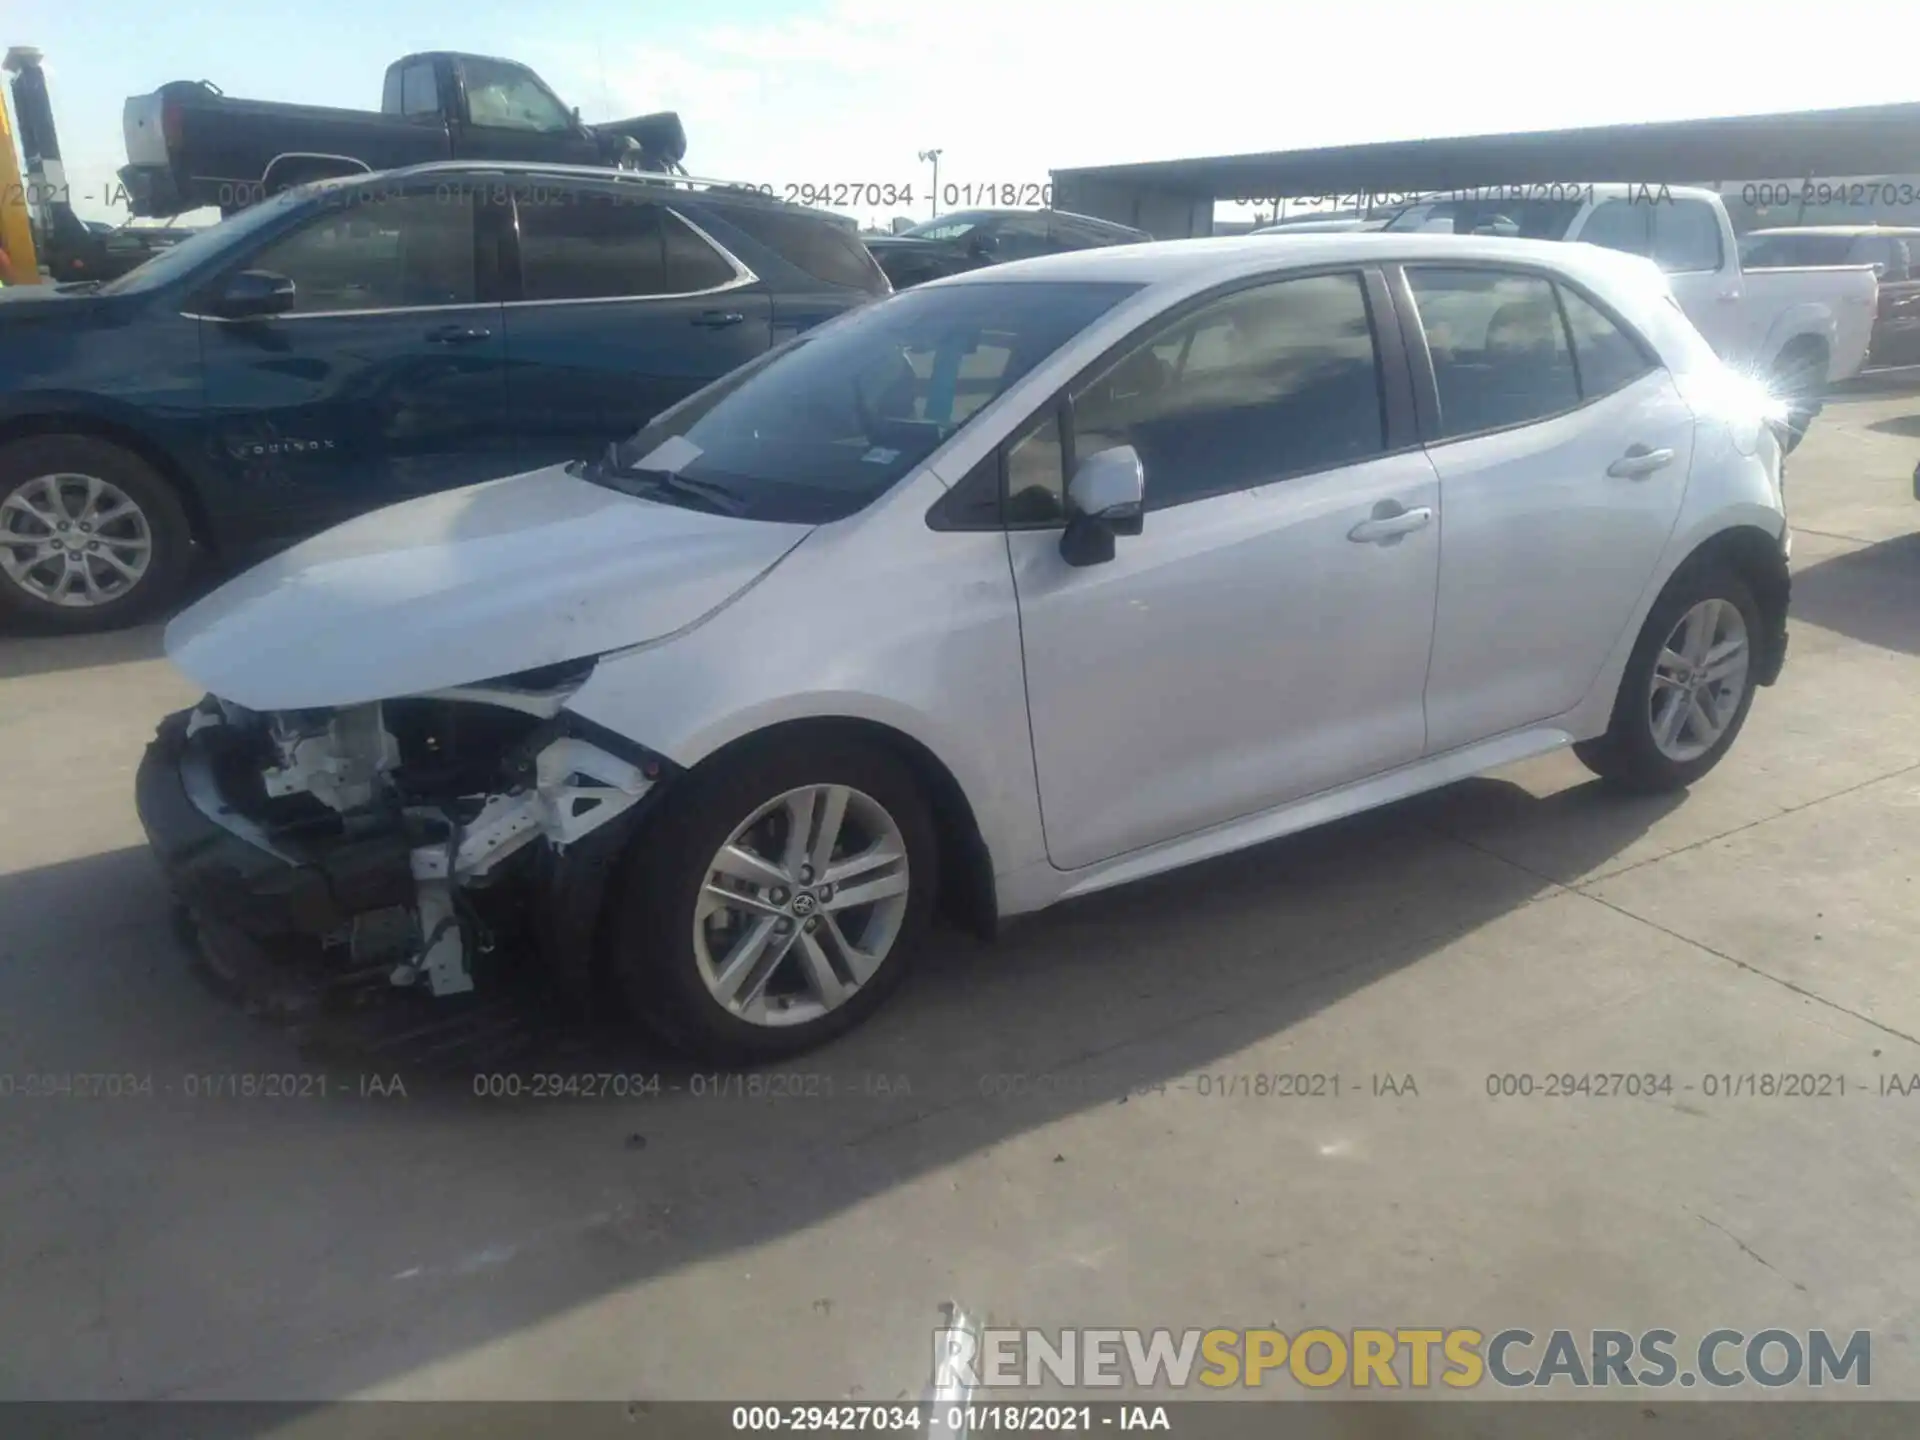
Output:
[{"xmin": 1051, "ymin": 101, "xmax": 1920, "ymax": 238}]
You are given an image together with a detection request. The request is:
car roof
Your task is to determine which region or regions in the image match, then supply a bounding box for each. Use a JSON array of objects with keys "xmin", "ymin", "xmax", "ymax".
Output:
[
  {"xmin": 934, "ymin": 230, "xmax": 1664, "ymax": 293},
  {"xmin": 918, "ymin": 207, "xmax": 1141, "ymax": 228},
  {"xmin": 344, "ymin": 159, "xmax": 841, "ymax": 220},
  {"xmin": 1744, "ymin": 224, "xmax": 1920, "ymax": 237}
]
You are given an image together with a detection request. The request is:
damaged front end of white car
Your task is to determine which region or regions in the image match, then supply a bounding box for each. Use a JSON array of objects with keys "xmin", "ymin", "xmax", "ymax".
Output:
[{"xmin": 137, "ymin": 660, "xmax": 676, "ymax": 1029}]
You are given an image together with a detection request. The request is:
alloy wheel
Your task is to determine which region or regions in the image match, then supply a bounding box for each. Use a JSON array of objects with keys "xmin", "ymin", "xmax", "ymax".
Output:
[
  {"xmin": 0, "ymin": 472, "xmax": 154, "ymax": 608},
  {"xmin": 693, "ymin": 784, "xmax": 911, "ymax": 1027},
  {"xmin": 1648, "ymin": 598, "xmax": 1750, "ymax": 763}
]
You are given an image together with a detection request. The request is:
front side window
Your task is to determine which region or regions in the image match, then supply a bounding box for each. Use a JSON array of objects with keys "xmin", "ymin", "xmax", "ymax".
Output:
[
  {"xmin": 517, "ymin": 195, "xmax": 734, "ymax": 301},
  {"xmin": 462, "ymin": 58, "xmax": 571, "ymax": 133},
  {"xmin": 1652, "ymin": 201, "xmax": 1723, "ymax": 273},
  {"xmin": 1007, "ymin": 271, "xmax": 1386, "ymax": 519},
  {"xmin": 246, "ymin": 191, "xmax": 475, "ymax": 313},
  {"xmin": 588, "ymin": 280, "xmax": 1141, "ymax": 524},
  {"xmin": 1407, "ymin": 268, "xmax": 1579, "ymax": 439}
]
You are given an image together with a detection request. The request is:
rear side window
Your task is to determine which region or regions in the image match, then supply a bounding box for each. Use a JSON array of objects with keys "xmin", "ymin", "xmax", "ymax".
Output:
[
  {"xmin": 1558, "ymin": 286, "xmax": 1656, "ymax": 398},
  {"xmin": 715, "ymin": 204, "xmax": 888, "ymax": 292},
  {"xmin": 1406, "ymin": 268, "xmax": 1579, "ymax": 439},
  {"xmin": 1652, "ymin": 201, "xmax": 1722, "ymax": 273},
  {"xmin": 516, "ymin": 194, "xmax": 735, "ymax": 300},
  {"xmin": 400, "ymin": 64, "xmax": 438, "ymax": 117}
]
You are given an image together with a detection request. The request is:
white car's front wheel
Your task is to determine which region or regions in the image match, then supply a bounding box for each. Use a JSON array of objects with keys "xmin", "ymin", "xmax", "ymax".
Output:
[{"xmin": 606, "ymin": 734, "xmax": 937, "ymax": 1063}]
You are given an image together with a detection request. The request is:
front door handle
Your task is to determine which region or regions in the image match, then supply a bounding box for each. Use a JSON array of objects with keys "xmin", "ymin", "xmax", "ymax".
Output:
[
  {"xmin": 425, "ymin": 324, "xmax": 492, "ymax": 345},
  {"xmin": 692, "ymin": 310, "xmax": 746, "ymax": 329},
  {"xmin": 1347, "ymin": 502, "xmax": 1433, "ymax": 545},
  {"xmin": 1607, "ymin": 444, "xmax": 1675, "ymax": 479}
]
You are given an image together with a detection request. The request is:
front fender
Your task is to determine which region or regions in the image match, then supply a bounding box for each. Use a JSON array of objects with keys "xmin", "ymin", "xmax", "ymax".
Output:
[{"xmin": 561, "ymin": 492, "xmax": 1051, "ymax": 886}]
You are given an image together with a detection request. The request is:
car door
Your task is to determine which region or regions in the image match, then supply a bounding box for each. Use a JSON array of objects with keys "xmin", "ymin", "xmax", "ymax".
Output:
[
  {"xmin": 501, "ymin": 184, "xmax": 775, "ymax": 472},
  {"xmin": 197, "ymin": 181, "xmax": 511, "ymax": 536},
  {"xmin": 1399, "ymin": 265, "xmax": 1695, "ymax": 754},
  {"xmin": 1006, "ymin": 269, "xmax": 1441, "ymax": 871}
]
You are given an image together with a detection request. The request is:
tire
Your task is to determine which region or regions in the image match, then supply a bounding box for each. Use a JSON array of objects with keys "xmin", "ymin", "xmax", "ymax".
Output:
[
  {"xmin": 1574, "ymin": 565, "xmax": 1764, "ymax": 793},
  {"xmin": 0, "ymin": 435, "xmax": 194, "ymax": 632},
  {"xmin": 604, "ymin": 733, "xmax": 938, "ymax": 1064}
]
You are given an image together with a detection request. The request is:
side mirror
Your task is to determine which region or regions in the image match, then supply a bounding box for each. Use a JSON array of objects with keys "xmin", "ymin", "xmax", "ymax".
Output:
[
  {"xmin": 217, "ymin": 269, "xmax": 295, "ymax": 319},
  {"xmin": 968, "ymin": 232, "xmax": 1000, "ymax": 259},
  {"xmin": 1059, "ymin": 445, "xmax": 1145, "ymax": 567}
]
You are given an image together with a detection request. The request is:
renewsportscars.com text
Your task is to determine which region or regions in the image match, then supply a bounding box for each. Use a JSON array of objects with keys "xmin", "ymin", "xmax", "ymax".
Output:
[{"xmin": 934, "ymin": 1327, "xmax": 1871, "ymax": 1390}]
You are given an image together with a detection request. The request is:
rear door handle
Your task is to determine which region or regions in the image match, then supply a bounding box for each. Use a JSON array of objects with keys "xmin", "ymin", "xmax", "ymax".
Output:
[
  {"xmin": 1607, "ymin": 445, "xmax": 1675, "ymax": 479},
  {"xmin": 692, "ymin": 310, "xmax": 746, "ymax": 329},
  {"xmin": 1347, "ymin": 503, "xmax": 1433, "ymax": 544},
  {"xmin": 425, "ymin": 325, "xmax": 492, "ymax": 345}
]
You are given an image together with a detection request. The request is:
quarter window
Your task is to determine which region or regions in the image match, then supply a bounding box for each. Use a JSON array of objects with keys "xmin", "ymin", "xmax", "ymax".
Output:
[
  {"xmin": 247, "ymin": 191, "xmax": 475, "ymax": 313},
  {"xmin": 1007, "ymin": 271, "xmax": 1386, "ymax": 520},
  {"xmin": 1406, "ymin": 268, "xmax": 1579, "ymax": 438},
  {"xmin": 1558, "ymin": 286, "xmax": 1655, "ymax": 398},
  {"xmin": 517, "ymin": 195, "xmax": 735, "ymax": 300},
  {"xmin": 714, "ymin": 205, "xmax": 886, "ymax": 292}
]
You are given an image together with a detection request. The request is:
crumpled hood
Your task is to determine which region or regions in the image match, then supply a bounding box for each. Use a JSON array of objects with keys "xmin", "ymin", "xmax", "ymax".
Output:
[{"xmin": 165, "ymin": 464, "xmax": 812, "ymax": 711}]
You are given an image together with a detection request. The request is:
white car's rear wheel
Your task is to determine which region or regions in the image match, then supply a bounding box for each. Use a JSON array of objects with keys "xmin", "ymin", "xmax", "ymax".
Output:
[{"xmin": 1575, "ymin": 566, "xmax": 1763, "ymax": 793}]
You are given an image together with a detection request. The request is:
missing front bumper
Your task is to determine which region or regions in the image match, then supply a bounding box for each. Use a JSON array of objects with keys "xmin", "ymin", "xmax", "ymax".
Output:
[{"xmin": 136, "ymin": 705, "xmax": 668, "ymax": 1024}]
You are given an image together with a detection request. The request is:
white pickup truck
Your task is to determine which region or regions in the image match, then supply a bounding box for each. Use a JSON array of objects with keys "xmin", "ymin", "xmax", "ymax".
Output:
[{"xmin": 1385, "ymin": 185, "xmax": 1879, "ymax": 402}]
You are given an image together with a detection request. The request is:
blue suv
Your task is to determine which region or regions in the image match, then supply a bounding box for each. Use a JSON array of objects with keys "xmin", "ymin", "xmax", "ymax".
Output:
[{"xmin": 0, "ymin": 161, "xmax": 890, "ymax": 631}]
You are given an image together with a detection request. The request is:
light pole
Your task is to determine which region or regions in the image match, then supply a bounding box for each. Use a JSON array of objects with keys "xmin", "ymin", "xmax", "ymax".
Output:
[{"xmin": 917, "ymin": 148, "xmax": 943, "ymax": 220}]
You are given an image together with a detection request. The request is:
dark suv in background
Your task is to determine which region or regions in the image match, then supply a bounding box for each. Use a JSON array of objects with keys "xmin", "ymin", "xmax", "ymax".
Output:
[
  {"xmin": 864, "ymin": 208, "xmax": 1148, "ymax": 289},
  {"xmin": 0, "ymin": 161, "xmax": 889, "ymax": 633}
]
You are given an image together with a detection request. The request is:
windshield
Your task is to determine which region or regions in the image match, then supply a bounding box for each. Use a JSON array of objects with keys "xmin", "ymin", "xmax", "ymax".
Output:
[
  {"xmin": 1384, "ymin": 198, "xmax": 1582, "ymax": 239},
  {"xmin": 590, "ymin": 280, "xmax": 1141, "ymax": 523},
  {"xmin": 98, "ymin": 199, "xmax": 302, "ymax": 295},
  {"xmin": 1739, "ymin": 233, "xmax": 1856, "ymax": 268},
  {"xmin": 896, "ymin": 213, "xmax": 992, "ymax": 241}
]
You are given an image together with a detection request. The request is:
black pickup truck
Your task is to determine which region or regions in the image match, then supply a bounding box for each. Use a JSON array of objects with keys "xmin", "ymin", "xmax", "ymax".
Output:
[{"xmin": 118, "ymin": 51, "xmax": 687, "ymax": 218}]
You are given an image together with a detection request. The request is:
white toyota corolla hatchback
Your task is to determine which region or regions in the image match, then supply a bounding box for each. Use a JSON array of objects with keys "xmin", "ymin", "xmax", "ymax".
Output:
[{"xmin": 139, "ymin": 233, "xmax": 1793, "ymax": 1062}]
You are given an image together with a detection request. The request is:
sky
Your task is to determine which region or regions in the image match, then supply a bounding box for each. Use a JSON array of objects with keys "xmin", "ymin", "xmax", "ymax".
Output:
[{"xmin": 9, "ymin": 0, "xmax": 1917, "ymax": 228}]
